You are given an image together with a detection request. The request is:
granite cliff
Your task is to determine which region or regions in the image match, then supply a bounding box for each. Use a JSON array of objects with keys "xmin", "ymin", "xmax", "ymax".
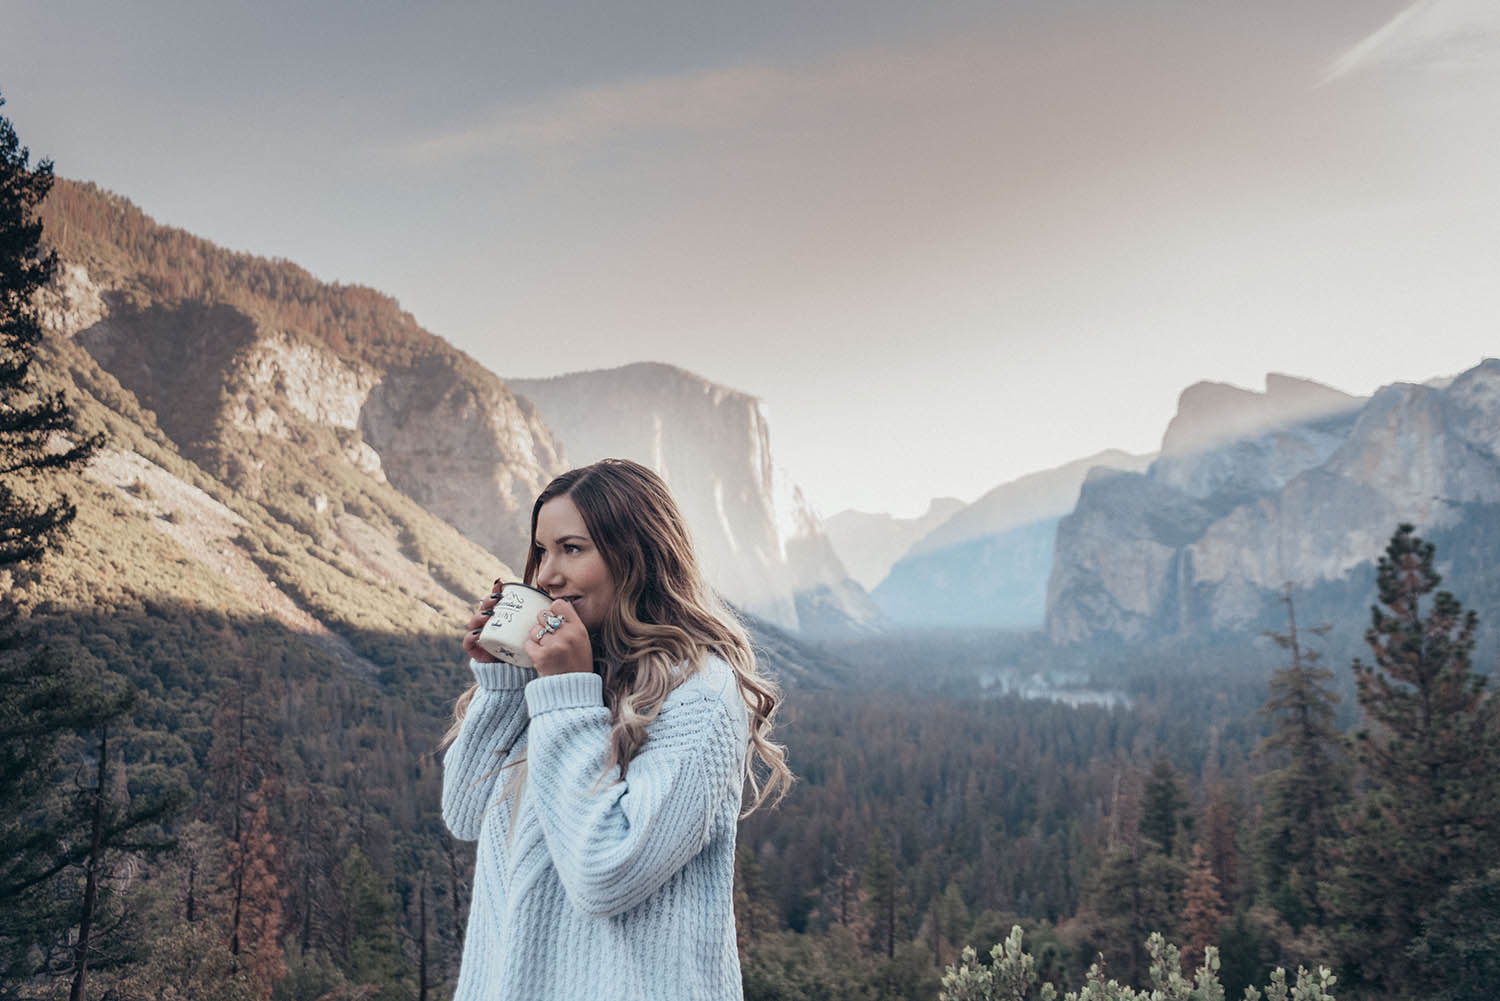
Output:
[
  {"xmin": 509, "ymin": 364, "xmax": 882, "ymax": 635},
  {"xmin": 1046, "ymin": 367, "xmax": 1500, "ymax": 646}
]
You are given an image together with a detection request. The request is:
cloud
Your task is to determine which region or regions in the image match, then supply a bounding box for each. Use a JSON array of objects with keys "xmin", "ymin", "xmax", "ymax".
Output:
[
  {"xmin": 394, "ymin": 31, "xmax": 1032, "ymax": 164},
  {"xmin": 1324, "ymin": 0, "xmax": 1500, "ymax": 82},
  {"xmin": 403, "ymin": 65, "xmax": 798, "ymax": 160}
]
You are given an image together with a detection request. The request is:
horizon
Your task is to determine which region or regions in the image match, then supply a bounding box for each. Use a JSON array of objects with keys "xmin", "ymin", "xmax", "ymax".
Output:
[{"xmin": 6, "ymin": 0, "xmax": 1499, "ymax": 517}]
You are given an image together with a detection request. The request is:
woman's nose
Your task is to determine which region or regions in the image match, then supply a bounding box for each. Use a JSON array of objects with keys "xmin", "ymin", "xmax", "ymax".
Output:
[{"xmin": 537, "ymin": 556, "xmax": 564, "ymax": 589}]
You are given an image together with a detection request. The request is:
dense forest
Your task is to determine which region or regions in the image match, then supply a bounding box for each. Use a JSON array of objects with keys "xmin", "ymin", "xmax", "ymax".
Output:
[{"xmin": 5, "ymin": 100, "xmax": 1499, "ymax": 1001}]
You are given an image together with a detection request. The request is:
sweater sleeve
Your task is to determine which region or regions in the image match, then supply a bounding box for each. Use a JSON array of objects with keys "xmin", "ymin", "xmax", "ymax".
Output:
[
  {"xmin": 441, "ymin": 659, "xmax": 537, "ymax": 841},
  {"xmin": 522, "ymin": 668, "xmax": 747, "ymax": 918}
]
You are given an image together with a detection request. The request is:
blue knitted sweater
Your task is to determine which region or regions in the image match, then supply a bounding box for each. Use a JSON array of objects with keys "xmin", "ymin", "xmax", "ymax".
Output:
[{"xmin": 442, "ymin": 656, "xmax": 750, "ymax": 1000}]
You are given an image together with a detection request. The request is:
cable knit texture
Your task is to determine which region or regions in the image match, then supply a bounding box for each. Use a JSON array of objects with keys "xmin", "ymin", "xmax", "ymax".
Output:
[{"xmin": 442, "ymin": 655, "xmax": 750, "ymax": 1000}]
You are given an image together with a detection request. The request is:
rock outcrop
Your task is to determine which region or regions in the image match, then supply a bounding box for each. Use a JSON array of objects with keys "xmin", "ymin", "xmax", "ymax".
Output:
[
  {"xmin": 1046, "ymin": 366, "xmax": 1500, "ymax": 645},
  {"xmin": 65, "ymin": 288, "xmax": 562, "ymax": 563}
]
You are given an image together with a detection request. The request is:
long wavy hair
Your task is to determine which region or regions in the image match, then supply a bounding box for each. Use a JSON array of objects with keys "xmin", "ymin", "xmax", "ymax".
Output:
[{"xmin": 442, "ymin": 458, "xmax": 793, "ymax": 817}]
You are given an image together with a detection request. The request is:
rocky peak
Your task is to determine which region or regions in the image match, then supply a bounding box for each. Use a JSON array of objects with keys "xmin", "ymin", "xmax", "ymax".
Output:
[
  {"xmin": 1160, "ymin": 374, "xmax": 1362, "ymax": 459},
  {"xmin": 1046, "ymin": 360, "xmax": 1500, "ymax": 647}
]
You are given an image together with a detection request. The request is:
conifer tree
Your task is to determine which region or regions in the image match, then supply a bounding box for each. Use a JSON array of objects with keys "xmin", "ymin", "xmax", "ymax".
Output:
[
  {"xmin": 1255, "ymin": 589, "xmax": 1349, "ymax": 931},
  {"xmin": 0, "ymin": 90, "xmax": 142, "ymax": 995},
  {"xmin": 1327, "ymin": 524, "xmax": 1500, "ymax": 995},
  {"xmin": 1083, "ymin": 848, "xmax": 1186, "ymax": 986},
  {"xmin": 1180, "ymin": 843, "xmax": 1226, "ymax": 973},
  {"xmin": 0, "ymin": 91, "xmax": 99, "ymax": 566},
  {"xmin": 334, "ymin": 844, "xmax": 404, "ymax": 992},
  {"xmin": 1140, "ymin": 759, "xmax": 1184, "ymax": 856},
  {"xmin": 228, "ymin": 782, "xmax": 285, "ymax": 1000},
  {"xmin": 865, "ymin": 834, "xmax": 900, "ymax": 959}
]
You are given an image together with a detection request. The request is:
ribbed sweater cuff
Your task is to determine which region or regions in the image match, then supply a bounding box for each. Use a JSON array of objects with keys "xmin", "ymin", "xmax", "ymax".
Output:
[
  {"xmin": 525, "ymin": 671, "xmax": 604, "ymax": 716},
  {"xmin": 470, "ymin": 658, "xmax": 536, "ymax": 690}
]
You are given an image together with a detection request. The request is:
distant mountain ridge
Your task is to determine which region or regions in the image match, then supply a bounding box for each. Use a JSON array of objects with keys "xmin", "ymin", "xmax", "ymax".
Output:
[
  {"xmin": 1046, "ymin": 366, "xmax": 1500, "ymax": 648},
  {"xmin": 824, "ymin": 498, "xmax": 965, "ymax": 592},
  {"xmin": 869, "ymin": 450, "xmax": 1154, "ymax": 630}
]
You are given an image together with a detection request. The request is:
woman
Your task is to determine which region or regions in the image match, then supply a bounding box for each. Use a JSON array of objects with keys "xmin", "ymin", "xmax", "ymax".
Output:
[{"xmin": 441, "ymin": 458, "xmax": 792, "ymax": 1001}]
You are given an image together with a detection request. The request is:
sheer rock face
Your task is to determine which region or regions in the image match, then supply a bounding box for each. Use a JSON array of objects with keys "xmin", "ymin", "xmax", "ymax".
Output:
[
  {"xmin": 360, "ymin": 357, "xmax": 563, "ymax": 561},
  {"xmin": 60, "ymin": 271, "xmax": 564, "ymax": 563},
  {"xmin": 509, "ymin": 363, "xmax": 881, "ymax": 634},
  {"xmin": 1046, "ymin": 362, "xmax": 1500, "ymax": 645},
  {"xmin": 34, "ymin": 263, "xmax": 107, "ymax": 337}
]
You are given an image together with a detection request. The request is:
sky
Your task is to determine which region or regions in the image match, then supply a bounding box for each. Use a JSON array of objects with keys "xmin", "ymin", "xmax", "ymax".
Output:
[{"xmin": 5, "ymin": 0, "xmax": 1499, "ymax": 518}]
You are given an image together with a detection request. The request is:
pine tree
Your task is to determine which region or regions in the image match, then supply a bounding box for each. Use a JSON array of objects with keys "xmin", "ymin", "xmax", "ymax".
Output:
[
  {"xmin": 1081, "ymin": 847, "xmax": 1187, "ymax": 986},
  {"xmin": 865, "ymin": 834, "xmax": 900, "ymax": 959},
  {"xmin": 1255, "ymin": 588, "xmax": 1349, "ymax": 931},
  {"xmin": 0, "ymin": 90, "xmax": 100, "ymax": 566},
  {"xmin": 1327, "ymin": 524, "xmax": 1500, "ymax": 996},
  {"xmin": 1140, "ymin": 759, "xmax": 1184, "ymax": 856},
  {"xmin": 0, "ymin": 93, "xmax": 181, "ymax": 995},
  {"xmin": 1180, "ymin": 843, "xmax": 1226, "ymax": 973},
  {"xmin": 1199, "ymin": 786, "xmax": 1240, "ymax": 911},
  {"xmin": 334, "ymin": 844, "xmax": 404, "ymax": 992},
  {"xmin": 228, "ymin": 782, "xmax": 285, "ymax": 1000}
]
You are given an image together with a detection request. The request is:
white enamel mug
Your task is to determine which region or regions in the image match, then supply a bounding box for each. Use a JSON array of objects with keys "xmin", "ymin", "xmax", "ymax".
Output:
[{"xmin": 475, "ymin": 583, "xmax": 556, "ymax": 668}]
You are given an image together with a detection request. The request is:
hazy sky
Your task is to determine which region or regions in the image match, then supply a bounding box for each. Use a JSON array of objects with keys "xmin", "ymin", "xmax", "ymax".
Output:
[{"xmin": 5, "ymin": 0, "xmax": 1498, "ymax": 517}]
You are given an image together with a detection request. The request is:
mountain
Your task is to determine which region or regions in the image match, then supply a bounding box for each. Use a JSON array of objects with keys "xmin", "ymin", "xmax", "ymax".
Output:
[
  {"xmin": 871, "ymin": 450, "xmax": 1154, "ymax": 630},
  {"xmin": 509, "ymin": 364, "xmax": 882, "ymax": 636},
  {"xmin": 38, "ymin": 181, "xmax": 565, "ymax": 567},
  {"xmin": 1046, "ymin": 366, "xmax": 1500, "ymax": 649},
  {"xmin": 21, "ymin": 179, "xmax": 847, "ymax": 687},
  {"xmin": 824, "ymin": 497, "xmax": 965, "ymax": 591}
]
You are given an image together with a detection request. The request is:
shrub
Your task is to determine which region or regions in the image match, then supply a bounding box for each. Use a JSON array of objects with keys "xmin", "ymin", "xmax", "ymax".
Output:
[{"xmin": 941, "ymin": 925, "xmax": 1337, "ymax": 1001}]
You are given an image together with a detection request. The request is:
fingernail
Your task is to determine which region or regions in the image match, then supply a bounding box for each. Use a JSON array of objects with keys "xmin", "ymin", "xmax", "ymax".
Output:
[
  {"xmin": 470, "ymin": 629, "xmax": 481, "ymax": 635},
  {"xmin": 489, "ymin": 593, "xmax": 501, "ymax": 600},
  {"xmin": 480, "ymin": 609, "xmax": 493, "ymax": 617}
]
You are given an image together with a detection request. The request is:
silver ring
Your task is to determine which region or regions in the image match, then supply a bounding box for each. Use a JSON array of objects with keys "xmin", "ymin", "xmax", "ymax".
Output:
[
  {"xmin": 545, "ymin": 613, "xmax": 565, "ymax": 631},
  {"xmin": 535, "ymin": 627, "xmax": 547, "ymax": 641}
]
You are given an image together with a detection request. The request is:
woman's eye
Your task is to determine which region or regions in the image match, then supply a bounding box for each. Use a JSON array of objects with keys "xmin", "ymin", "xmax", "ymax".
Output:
[{"xmin": 563, "ymin": 544, "xmax": 581, "ymax": 554}]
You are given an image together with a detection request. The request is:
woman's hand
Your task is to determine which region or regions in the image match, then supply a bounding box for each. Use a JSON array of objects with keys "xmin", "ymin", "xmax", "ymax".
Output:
[
  {"xmin": 526, "ymin": 599, "xmax": 594, "ymax": 677},
  {"xmin": 461, "ymin": 578, "xmax": 506, "ymax": 663}
]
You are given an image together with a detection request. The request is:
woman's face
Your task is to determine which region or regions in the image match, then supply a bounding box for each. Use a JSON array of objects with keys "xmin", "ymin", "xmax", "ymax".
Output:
[{"xmin": 532, "ymin": 495, "xmax": 617, "ymax": 632}]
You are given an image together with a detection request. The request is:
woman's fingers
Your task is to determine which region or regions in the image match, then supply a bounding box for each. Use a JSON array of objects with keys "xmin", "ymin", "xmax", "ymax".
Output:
[
  {"xmin": 462, "ymin": 582, "xmax": 505, "ymax": 662},
  {"xmin": 462, "ymin": 628, "xmax": 499, "ymax": 663}
]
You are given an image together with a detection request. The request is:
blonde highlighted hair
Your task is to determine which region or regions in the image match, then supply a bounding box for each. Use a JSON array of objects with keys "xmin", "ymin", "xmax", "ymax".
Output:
[{"xmin": 442, "ymin": 458, "xmax": 793, "ymax": 817}]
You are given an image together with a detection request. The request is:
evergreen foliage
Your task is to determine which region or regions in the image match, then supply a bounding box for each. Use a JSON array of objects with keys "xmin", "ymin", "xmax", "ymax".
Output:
[
  {"xmin": 1327, "ymin": 524, "xmax": 1500, "ymax": 996},
  {"xmin": 0, "ymin": 91, "xmax": 182, "ymax": 998},
  {"xmin": 1140, "ymin": 759, "xmax": 1185, "ymax": 855},
  {"xmin": 1255, "ymin": 591, "xmax": 1348, "ymax": 932},
  {"xmin": 0, "ymin": 93, "xmax": 100, "ymax": 567}
]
